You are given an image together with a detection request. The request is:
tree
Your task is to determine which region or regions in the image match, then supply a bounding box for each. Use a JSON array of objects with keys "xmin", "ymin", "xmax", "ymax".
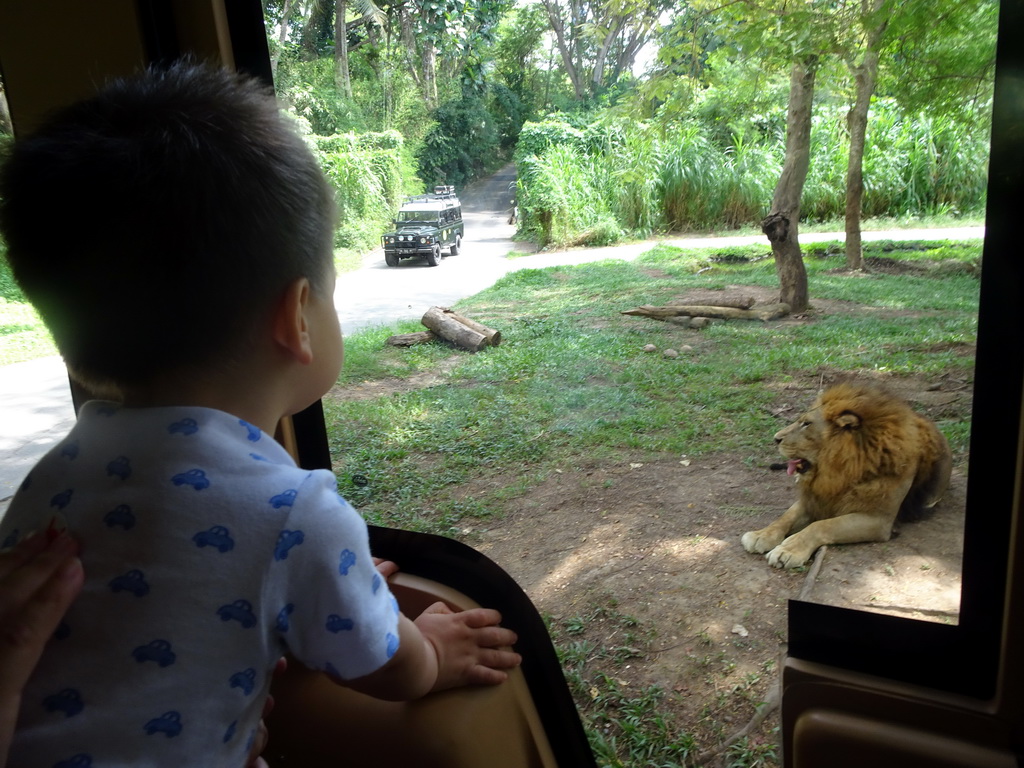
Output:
[
  {"xmin": 841, "ymin": 0, "xmax": 889, "ymax": 270},
  {"xmin": 541, "ymin": 0, "xmax": 668, "ymax": 101},
  {"xmin": 762, "ymin": 56, "xmax": 817, "ymax": 313}
]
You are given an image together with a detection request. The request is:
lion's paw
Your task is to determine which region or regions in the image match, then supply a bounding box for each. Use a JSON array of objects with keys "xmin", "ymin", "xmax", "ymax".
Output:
[
  {"xmin": 741, "ymin": 530, "xmax": 783, "ymax": 554},
  {"xmin": 766, "ymin": 543, "xmax": 811, "ymax": 569}
]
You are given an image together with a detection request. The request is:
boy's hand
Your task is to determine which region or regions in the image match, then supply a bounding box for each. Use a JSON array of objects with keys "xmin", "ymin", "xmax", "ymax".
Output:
[
  {"xmin": 414, "ymin": 602, "xmax": 521, "ymax": 692},
  {"xmin": 372, "ymin": 557, "xmax": 400, "ymax": 580}
]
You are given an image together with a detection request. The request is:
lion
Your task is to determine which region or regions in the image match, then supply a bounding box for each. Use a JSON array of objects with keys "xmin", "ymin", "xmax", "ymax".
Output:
[{"xmin": 741, "ymin": 381, "xmax": 952, "ymax": 569}]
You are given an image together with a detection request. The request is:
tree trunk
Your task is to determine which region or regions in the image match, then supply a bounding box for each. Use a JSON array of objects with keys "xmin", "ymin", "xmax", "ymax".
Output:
[
  {"xmin": 269, "ymin": 0, "xmax": 296, "ymax": 80},
  {"xmin": 844, "ymin": 1, "xmax": 889, "ymax": 269},
  {"xmin": 762, "ymin": 56, "xmax": 818, "ymax": 314},
  {"xmin": 334, "ymin": 0, "xmax": 352, "ymax": 99},
  {"xmin": 542, "ymin": 0, "xmax": 586, "ymax": 99},
  {"xmin": 396, "ymin": 7, "xmax": 422, "ymax": 91}
]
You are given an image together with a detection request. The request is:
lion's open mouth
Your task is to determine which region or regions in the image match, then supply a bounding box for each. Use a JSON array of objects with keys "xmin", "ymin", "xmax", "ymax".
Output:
[{"xmin": 787, "ymin": 459, "xmax": 811, "ymax": 476}]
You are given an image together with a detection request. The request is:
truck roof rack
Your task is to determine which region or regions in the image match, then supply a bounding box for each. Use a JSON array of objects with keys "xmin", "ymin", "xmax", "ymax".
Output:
[{"xmin": 403, "ymin": 185, "xmax": 459, "ymax": 205}]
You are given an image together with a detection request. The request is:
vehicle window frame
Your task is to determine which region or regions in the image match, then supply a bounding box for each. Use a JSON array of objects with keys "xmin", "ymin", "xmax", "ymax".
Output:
[{"xmin": 787, "ymin": 4, "xmax": 1021, "ymax": 700}]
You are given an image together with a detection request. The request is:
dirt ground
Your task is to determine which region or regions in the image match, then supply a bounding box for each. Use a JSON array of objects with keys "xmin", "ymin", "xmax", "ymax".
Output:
[{"xmin": 333, "ymin": 279, "xmax": 973, "ymax": 765}]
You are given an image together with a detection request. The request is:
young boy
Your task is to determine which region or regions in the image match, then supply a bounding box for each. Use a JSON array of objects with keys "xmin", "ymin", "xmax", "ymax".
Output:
[{"xmin": 0, "ymin": 63, "xmax": 520, "ymax": 767}]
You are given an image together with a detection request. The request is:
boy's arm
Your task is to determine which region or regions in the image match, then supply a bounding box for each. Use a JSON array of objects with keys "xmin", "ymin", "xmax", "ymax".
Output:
[{"xmin": 341, "ymin": 603, "xmax": 521, "ymax": 702}]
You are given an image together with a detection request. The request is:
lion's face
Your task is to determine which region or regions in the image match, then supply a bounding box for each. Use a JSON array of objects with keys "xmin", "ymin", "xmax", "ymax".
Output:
[
  {"xmin": 775, "ymin": 401, "xmax": 862, "ymax": 478},
  {"xmin": 774, "ymin": 407, "xmax": 826, "ymax": 477}
]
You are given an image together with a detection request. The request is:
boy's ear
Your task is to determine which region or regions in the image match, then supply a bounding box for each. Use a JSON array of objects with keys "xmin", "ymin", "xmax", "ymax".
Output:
[{"xmin": 272, "ymin": 277, "xmax": 314, "ymax": 365}]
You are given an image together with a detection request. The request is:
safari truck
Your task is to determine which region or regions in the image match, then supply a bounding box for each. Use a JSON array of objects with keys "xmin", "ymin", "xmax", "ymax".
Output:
[{"xmin": 382, "ymin": 186, "xmax": 464, "ymax": 267}]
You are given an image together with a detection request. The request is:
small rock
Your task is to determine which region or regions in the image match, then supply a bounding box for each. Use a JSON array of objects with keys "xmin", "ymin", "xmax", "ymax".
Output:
[
  {"xmin": 663, "ymin": 348, "xmax": 679, "ymax": 358},
  {"xmin": 679, "ymin": 345, "xmax": 693, "ymax": 353},
  {"xmin": 643, "ymin": 344, "xmax": 658, "ymax": 353},
  {"xmin": 731, "ymin": 624, "xmax": 749, "ymax": 637}
]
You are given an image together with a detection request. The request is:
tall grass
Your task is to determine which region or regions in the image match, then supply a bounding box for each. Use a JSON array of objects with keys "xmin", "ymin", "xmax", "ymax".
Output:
[{"xmin": 515, "ymin": 100, "xmax": 990, "ymax": 247}]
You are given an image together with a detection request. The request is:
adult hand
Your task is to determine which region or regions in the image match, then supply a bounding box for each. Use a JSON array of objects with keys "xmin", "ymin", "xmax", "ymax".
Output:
[{"xmin": 0, "ymin": 531, "xmax": 84, "ymax": 766}]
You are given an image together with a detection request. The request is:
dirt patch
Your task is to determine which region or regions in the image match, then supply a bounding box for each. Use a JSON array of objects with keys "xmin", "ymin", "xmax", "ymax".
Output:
[{"xmin": 462, "ymin": 432, "xmax": 965, "ymax": 757}]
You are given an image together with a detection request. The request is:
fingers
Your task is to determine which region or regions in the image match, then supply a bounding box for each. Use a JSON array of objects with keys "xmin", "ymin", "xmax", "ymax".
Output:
[
  {"xmin": 0, "ymin": 532, "xmax": 48, "ymax": 580},
  {"xmin": 0, "ymin": 533, "xmax": 82, "ymax": 645},
  {"xmin": 420, "ymin": 601, "xmax": 454, "ymax": 617},
  {"xmin": 372, "ymin": 558, "xmax": 400, "ymax": 579}
]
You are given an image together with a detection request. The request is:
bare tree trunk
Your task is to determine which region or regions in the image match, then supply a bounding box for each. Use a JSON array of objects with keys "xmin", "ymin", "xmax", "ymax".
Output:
[
  {"xmin": 844, "ymin": 1, "xmax": 889, "ymax": 269},
  {"xmin": 396, "ymin": 7, "xmax": 422, "ymax": 91},
  {"xmin": 542, "ymin": 0, "xmax": 585, "ymax": 99},
  {"xmin": 762, "ymin": 56, "xmax": 818, "ymax": 314},
  {"xmin": 592, "ymin": 17, "xmax": 625, "ymax": 90},
  {"xmin": 334, "ymin": 0, "xmax": 352, "ymax": 99},
  {"xmin": 269, "ymin": 0, "xmax": 296, "ymax": 79}
]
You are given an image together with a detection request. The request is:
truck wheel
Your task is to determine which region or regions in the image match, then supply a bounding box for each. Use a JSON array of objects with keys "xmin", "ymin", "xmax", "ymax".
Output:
[
  {"xmin": 384, "ymin": 251, "xmax": 399, "ymax": 267},
  {"xmin": 426, "ymin": 246, "xmax": 440, "ymax": 267},
  {"xmin": 449, "ymin": 235, "xmax": 461, "ymax": 256}
]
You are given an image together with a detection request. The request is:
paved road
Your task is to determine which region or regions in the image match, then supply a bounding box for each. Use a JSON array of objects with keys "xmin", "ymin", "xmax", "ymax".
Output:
[{"xmin": 0, "ymin": 162, "xmax": 984, "ymax": 499}]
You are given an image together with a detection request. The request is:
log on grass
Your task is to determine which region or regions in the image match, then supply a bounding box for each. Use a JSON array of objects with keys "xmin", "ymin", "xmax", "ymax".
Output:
[
  {"xmin": 622, "ymin": 303, "xmax": 790, "ymax": 322},
  {"xmin": 676, "ymin": 294, "xmax": 756, "ymax": 310},
  {"xmin": 386, "ymin": 331, "xmax": 437, "ymax": 347},
  {"xmin": 439, "ymin": 308, "xmax": 502, "ymax": 346},
  {"xmin": 421, "ymin": 306, "xmax": 489, "ymax": 352}
]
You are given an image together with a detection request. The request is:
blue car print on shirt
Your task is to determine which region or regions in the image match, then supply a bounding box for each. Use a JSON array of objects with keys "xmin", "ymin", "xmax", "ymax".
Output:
[
  {"xmin": 224, "ymin": 720, "xmax": 238, "ymax": 743},
  {"xmin": 217, "ymin": 599, "xmax": 257, "ymax": 628},
  {"xmin": 132, "ymin": 639, "xmax": 176, "ymax": 667},
  {"xmin": 193, "ymin": 525, "xmax": 235, "ymax": 553},
  {"xmin": 276, "ymin": 603, "xmax": 294, "ymax": 632},
  {"xmin": 109, "ymin": 569, "xmax": 149, "ymax": 597},
  {"xmin": 168, "ymin": 418, "xmax": 199, "ymax": 436},
  {"xmin": 269, "ymin": 489, "xmax": 297, "ymax": 509},
  {"xmin": 338, "ymin": 549, "xmax": 357, "ymax": 575},
  {"xmin": 106, "ymin": 456, "xmax": 132, "ymax": 480},
  {"xmin": 53, "ymin": 754, "xmax": 93, "ymax": 768},
  {"xmin": 60, "ymin": 442, "xmax": 79, "ymax": 460},
  {"xmin": 273, "ymin": 530, "xmax": 304, "ymax": 561},
  {"xmin": 43, "ymin": 688, "xmax": 84, "ymax": 718},
  {"xmin": 386, "ymin": 632, "xmax": 400, "ymax": 659},
  {"xmin": 104, "ymin": 504, "xmax": 136, "ymax": 530},
  {"xmin": 50, "ymin": 489, "xmax": 72, "ymax": 510},
  {"xmin": 144, "ymin": 711, "xmax": 183, "ymax": 737},
  {"xmin": 229, "ymin": 668, "xmax": 257, "ymax": 696},
  {"xmin": 171, "ymin": 469, "xmax": 210, "ymax": 490},
  {"xmin": 326, "ymin": 614, "xmax": 355, "ymax": 633},
  {"xmin": 239, "ymin": 420, "xmax": 261, "ymax": 442},
  {"xmin": 372, "ymin": 573, "xmax": 382, "ymax": 594}
]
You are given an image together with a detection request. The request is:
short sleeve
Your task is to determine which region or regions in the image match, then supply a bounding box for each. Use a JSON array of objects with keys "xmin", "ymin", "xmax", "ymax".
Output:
[{"xmin": 267, "ymin": 470, "xmax": 399, "ymax": 680}]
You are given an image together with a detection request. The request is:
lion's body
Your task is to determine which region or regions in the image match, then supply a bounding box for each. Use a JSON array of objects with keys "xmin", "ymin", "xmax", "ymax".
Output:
[{"xmin": 741, "ymin": 382, "xmax": 952, "ymax": 568}]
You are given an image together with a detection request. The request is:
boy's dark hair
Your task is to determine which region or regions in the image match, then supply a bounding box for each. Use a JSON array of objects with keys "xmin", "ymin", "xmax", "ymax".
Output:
[{"xmin": 0, "ymin": 62, "xmax": 335, "ymax": 395}]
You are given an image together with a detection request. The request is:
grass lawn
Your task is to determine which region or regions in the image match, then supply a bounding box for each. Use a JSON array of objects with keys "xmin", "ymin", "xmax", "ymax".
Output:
[{"xmin": 328, "ymin": 238, "xmax": 979, "ymax": 532}]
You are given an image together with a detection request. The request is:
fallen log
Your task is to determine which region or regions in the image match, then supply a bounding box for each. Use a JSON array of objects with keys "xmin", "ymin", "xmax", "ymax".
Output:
[
  {"xmin": 421, "ymin": 306, "xmax": 489, "ymax": 352},
  {"xmin": 439, "ymin": 308, "xmax": 502, "ymax": 346},
  {"xmin": 622, "ymin": 303, "xmax": 790, "ymax": 322},
  {"xmin": 674, "ymin": 294, "xmax": 756, "ymax": 310},
  {"xmin": 386, "ymin": 331, "xmax": 437, "ymax": 347}
]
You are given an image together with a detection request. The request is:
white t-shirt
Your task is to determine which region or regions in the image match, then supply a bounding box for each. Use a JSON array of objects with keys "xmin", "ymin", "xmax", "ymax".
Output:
[{"xmin": 0, "ymin": 402, "xmax": 400, "ymax": 768}]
